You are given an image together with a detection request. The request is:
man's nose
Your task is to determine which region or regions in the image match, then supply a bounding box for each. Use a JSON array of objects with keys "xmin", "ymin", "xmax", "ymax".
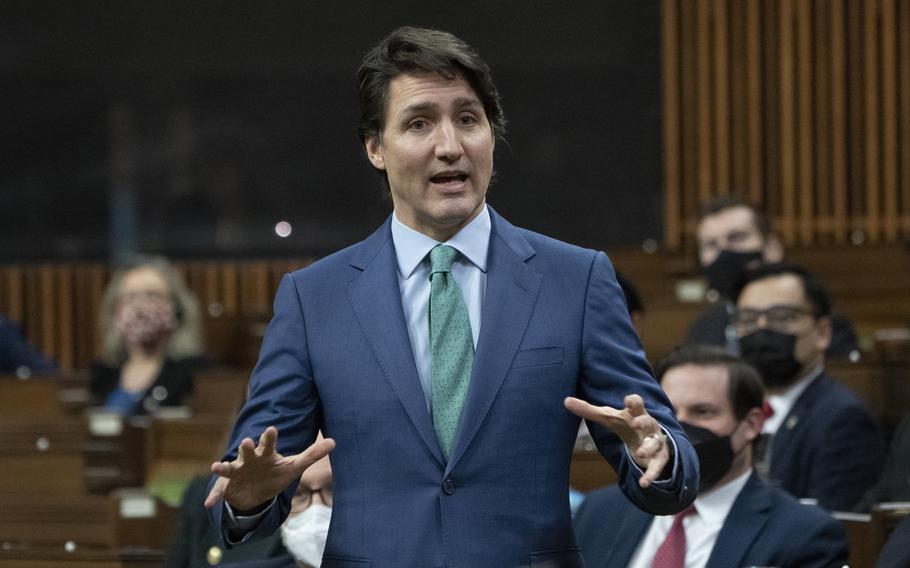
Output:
[{"xmin": 434, "ymin": 121, "xmax": 463, "ymax": 161}]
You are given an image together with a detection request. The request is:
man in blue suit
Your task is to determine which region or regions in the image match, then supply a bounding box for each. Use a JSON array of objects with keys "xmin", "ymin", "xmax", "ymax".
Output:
[
  {"xmin": 575, "ymin": 345, "xmax": 848, "ymax": 568},
  {"xmin": 733, "ymin": 263, "xmax": 884, "ymax": 511},
  {"xmin": 204, "ymin": 27, "xmax": 698, "ymax": 568}
]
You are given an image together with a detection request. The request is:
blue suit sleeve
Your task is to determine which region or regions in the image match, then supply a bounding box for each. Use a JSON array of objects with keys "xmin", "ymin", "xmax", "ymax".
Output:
[
  {"xmin": 208, "ymin": 274, "xmax": 321, "ymax": 546},
  {"xmin": 577, "ymin": 252, "xmax": 699, "ymax": 515}
]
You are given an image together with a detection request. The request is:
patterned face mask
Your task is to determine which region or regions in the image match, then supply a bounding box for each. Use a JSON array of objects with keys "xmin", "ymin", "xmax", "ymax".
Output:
[{"xmin": 114, "ymin": 292, "xmax": 177, "ymax": 347}]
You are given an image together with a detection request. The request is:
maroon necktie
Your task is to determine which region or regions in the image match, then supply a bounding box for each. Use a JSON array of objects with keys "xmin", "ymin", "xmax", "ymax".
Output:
[{"xmin": 651, "ymin": 504, "xmax": 697, "ymax": 568}]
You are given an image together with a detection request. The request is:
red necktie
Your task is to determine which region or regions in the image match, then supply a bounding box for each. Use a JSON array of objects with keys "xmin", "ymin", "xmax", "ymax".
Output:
[{"xmin": 651, "ymin": 504, "xmax": 697, "ymax": 568}]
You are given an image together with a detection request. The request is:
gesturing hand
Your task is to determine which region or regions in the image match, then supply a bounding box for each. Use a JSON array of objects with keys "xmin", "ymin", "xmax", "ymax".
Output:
[
  {"xmin": 564, "ymin": 394, "xmax": 671, "ymax": 489},
  {"xmin": 204, "ymin": 426, "xmax": 336, "ymax": 512}
]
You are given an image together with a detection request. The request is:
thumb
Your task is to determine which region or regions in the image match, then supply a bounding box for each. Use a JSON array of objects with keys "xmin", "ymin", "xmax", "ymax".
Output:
[{"xmin": 290, "ymin": 437, "xmax": 336, "ymax": 475}]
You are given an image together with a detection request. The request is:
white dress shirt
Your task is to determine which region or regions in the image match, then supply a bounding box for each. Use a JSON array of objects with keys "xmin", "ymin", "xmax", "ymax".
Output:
[
  {"xmin": 627, "ymin": 469, "xmax": 753, "ymax": 568},
  {"xmin": 391, "ymin": 205, "xmax": 489, "ymax": 410},
  {"xmin": 763, "ymin": 365, "xmax": 823, "ymax": 435}
]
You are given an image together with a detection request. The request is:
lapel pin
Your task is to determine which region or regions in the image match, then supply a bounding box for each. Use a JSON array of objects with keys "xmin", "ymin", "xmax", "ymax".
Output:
[{"xmin": 785, "ymin": 416, "xmax": 798, "ymax": 430}]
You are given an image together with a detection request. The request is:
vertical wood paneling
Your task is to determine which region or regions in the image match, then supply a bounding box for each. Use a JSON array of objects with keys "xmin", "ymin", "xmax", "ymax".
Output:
[
  {"xmin": 56, "ymin": 266, "xmax": 74, "ymax": 370},
  {"xmin": 881, "ymin": 0, "xmax": 899, "ymax": 240},
  {"xmin": 696, "ymin": 0, "xmax": 714, "ymax": 203},
  {"xmin": 662, "ymin": 0, "xmax": 909, "ymax": 249},
  {"xmin": 779, "ymin": 0, "xmax": 798, "ymax": 243},
  {"xmin": 713, "ymin": 0, "xmax": 731, "ymax": 192},
  {"xmin": 831, "ymin": 0, "xmax": 849, "ymax": 243},
  {"xmin": 864, "ymin": 0, "xmax": 881, "ymax": 240},
  {"xmin": 663, "ymin": 0, "xmax": 682, "ymax": 250},
  {"xmin": 901, "ymin": 0, "xmax": 910, "ymax": 230},
  {"xmin": 746, "ymin": 0, "xmax": 763, "ymax": 203},
  {"xmin": 797, "ymin": 0, "xmax": 815, "ymax": 244}
]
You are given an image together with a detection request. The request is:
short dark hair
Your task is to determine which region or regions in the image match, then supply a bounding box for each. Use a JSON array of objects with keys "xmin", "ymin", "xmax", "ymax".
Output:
[
  {"xmin": 356, "ymin": 26, "xmax": 507, "ymax": 144},
  {"xmin": 697, "ymin": 195, "xmax": 773, "ymax": 240},
  {"xmin": 733, "ymin": 262, "xmax": 832, "ymax": 319},
  {"xmin": 655, "ymin": 345, "xmax": 765, "ymax": 420}
]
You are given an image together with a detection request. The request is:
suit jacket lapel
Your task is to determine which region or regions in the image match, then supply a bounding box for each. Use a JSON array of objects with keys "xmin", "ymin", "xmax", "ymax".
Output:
[
  {"xmin": 706, "ymin": 473, "xmax": 771, "ymax": 568},
  {"xmin": 609, "ymin": 507, "xmax": 653, "ymax": 568},
  {"xmin": 445, "ymin": 209, "xmax": 542, "ymax": 472},
  {"xmin": 771, "ymin": 375, "xmax": 823, "ymax": 470},
  {"xmin": 346, "ymin": 218, "xmax": 445, "ymax": 467}
]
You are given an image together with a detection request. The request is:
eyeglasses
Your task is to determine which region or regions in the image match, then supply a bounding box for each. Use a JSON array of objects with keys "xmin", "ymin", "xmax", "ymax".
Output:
[
  {"xmin": 294, "ymin": 486, "xmax": 333, "ymax": 509},
  {"xmin": 731, "ymin": 305, "xmax": 814, "ymax": 335}
]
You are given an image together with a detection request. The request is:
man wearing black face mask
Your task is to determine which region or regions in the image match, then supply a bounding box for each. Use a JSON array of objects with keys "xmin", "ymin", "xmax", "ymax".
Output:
[
  {"xmin": 734, "ymin": 263, "xmax": 885, "ymax": 511},
  {"xmin": 575, "ymin": 345, "xmax": 847, "ymax": 568},
  {"xmin": 686, "ymin": 195, "xmax": 858, "ymax": 357}
]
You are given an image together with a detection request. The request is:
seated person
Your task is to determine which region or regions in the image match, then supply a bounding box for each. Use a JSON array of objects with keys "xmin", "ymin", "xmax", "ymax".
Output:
[
  {"xmin": 0, "ymin": 313, "xmax": 56, "ymax": 375},
  {"xmin": 91, "ymin": 256, "xmax": 206, "ymax": 415},
  {"xmin": 166, "ymin": 474, "xmax": 288, "ymax": 568},
  {"xmin": 733, "ymin": 263, "xmax": 884, "ymax": 510},
  {"xmin": 855, "ymin": 413, "xmax": 910, "ymax": 512},
  {"xmin": 687, "ymin": 195, "xmax": 857, "ymax": 357},
  {"xmin": 877, "ymin": 514, "xmax": 910, "ymax": 568},
  {"xmin": 220, "ymin": 451, "xmax": 333, "ymax": 568},
  {"xmin": 575, "ymin": 345, "xmax": 847, "ymax": 568}
]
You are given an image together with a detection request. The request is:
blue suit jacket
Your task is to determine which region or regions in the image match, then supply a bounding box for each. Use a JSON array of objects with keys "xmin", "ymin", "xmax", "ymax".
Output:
[
  {"xmin": 211, "ymin": 208, "xmax": 698, "ymax": 568},
  {"xmin": 574, "ymin": 472, "xmax": 848, "ymax": 568},
  {"xmin": 769, "ymin": 372, "xmax": 884, "ymax": 511}
]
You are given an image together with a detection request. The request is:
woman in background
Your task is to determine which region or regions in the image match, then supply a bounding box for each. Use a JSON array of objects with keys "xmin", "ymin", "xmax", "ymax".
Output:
[{"xmin": 91, "ymin": 256, "xmax": 206, "ymax": 415}]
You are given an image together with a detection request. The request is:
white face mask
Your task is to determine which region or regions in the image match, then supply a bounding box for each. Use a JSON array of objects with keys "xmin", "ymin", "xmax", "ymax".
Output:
[{"xmin": 280, "ymin": 503, "xmax": 332, "ymax": 568}]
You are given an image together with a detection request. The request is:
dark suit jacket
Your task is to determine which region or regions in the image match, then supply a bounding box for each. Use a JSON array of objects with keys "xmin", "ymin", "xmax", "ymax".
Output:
[
  {"xmin": 856, "ymin": 413, "xmax": 910, "ymax": 512},
  {"xmin": 877, "ymin": 514, "xmax": 910, "ymax": 568},
  {"xmin": 90, "ymin": 356, "xmax": 207, "ymax": 415},
  {"xmin": 167, "ymin": 476, "xmax": 287, "ymax": 568},
  {"xmin": 685, "ymin": 302, "xmax": 859, "ymax": 357},
  {"xmin": 211, "ymin": 208, "xmax": 698, "ymax": 568},
  {"xmin": 0, "ymin": 316, "xmax": 56, "ymax": 374},
  {"xmin": 574, "ymin": 472, "xmax": 848, "ymax": 568},
  {"xmin": 769, "ymin": 372, "xmax": 884, "ymax": 511}
]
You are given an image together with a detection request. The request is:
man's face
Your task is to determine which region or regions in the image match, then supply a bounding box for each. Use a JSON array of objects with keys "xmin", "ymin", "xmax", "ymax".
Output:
[
  {"xmin": 365, "ymin": 72, "xmax": 494, "ymax": 242},
  {"xmin": 735, "ymin": 274, "xmax": 831, "ymax": 373},
  {"xmin": 661, "ymin": 364, "xmax": 760, "ymax": 476},
  {"xmin": 696, "ymin": 206, "xmax": 767, "ymax": 267}
]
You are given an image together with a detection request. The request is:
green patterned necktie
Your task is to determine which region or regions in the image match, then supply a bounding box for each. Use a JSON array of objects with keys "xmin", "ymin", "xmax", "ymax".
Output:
[{"xmin": 429, "ymin": 244, "xmax": 474, "ymax": 459}]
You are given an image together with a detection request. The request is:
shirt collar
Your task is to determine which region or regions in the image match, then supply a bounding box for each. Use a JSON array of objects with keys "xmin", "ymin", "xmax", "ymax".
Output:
[
  {"xmin": 766, "ymin": 364, "xmax": 823, "ymax": 430},
  {"xmin": 693, "ymin": 469, "xmax": 752, "ymax": 526},
  {"xmin": 390, "ymin": 205, "xmax": 491, "ymax": 279}
]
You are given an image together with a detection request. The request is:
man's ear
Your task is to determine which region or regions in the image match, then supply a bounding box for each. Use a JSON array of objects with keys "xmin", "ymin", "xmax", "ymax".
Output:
[
  {"xmin": 814, "ymin": 315, "xmax": 833, "ymax": 352},
  {"xmin": 365, "ymin": 136, "xmax": 385, "ymax": 171},
  {"xmin": 762, "ymin": 233, "xmax": 785, "ymax": 263},
  {"xmin": 740, "ymin": 407, "xmax": 765, "ymax": 442}
]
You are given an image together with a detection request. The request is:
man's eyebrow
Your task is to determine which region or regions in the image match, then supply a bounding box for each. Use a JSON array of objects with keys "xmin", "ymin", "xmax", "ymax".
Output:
[{"xmin": 400, "ymin": 97, "xmax": 482, "ymax": 115}]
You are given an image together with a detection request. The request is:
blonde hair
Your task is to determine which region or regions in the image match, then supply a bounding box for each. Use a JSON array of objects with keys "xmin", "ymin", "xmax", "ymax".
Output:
[{"xmin": 99, "ymin": 256, "xmax": 204, "ymax": 365}]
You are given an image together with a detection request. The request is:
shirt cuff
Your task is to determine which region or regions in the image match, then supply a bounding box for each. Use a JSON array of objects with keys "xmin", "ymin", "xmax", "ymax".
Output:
[
  {"xmin": 624, "ymin": 425, "xmax": 679, "ymax": 488},
  {"xmin": 223, "ymin": 498, "xmax": 276, "ymax": 545}
]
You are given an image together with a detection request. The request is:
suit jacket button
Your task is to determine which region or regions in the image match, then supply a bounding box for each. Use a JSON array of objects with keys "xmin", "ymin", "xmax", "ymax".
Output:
[{"xmin": 442, "ymin": 478, "xmax": 455, "ymax": 495}]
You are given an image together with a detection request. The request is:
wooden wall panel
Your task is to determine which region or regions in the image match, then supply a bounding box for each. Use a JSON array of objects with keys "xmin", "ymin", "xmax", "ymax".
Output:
[{"xmin": 663, "ymin": 0, "xmax": 910, "ymax": 249}]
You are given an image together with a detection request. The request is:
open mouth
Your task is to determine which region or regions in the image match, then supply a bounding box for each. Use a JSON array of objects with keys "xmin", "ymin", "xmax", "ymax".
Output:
[{"xmin": 430, "ymin": 173, "xmax": 468, "ymax": 184}]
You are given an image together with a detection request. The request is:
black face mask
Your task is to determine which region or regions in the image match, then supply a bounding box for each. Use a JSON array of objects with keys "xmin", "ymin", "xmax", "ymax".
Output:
[
  {"xmin": 739, "ymin": 329, "xmax": 803, "ymax": 389},
  {"xmin": 703, "ymin": 249, "xmax": 763, "ymax": 299},
  {"xmin": 681, "ymin": 421, "xmax": 735, "ymax": 492}
]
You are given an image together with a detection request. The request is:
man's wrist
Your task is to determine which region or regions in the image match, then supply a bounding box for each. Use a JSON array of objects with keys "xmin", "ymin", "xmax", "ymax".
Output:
[{"xmin": 233, "ymin": 500, "xmax": 271, "ymax": 517}]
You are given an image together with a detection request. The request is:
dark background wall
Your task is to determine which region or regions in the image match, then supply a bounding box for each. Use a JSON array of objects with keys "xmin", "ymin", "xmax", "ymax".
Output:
[{"xmin": 0, "ymin": 1, "xmax": 662, "ymax": 261}]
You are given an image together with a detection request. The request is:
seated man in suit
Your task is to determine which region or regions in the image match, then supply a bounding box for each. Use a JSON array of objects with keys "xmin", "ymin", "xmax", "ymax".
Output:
[
  {"xmin": 687, "ymin": 195, "xmax": 857, "ymax": 357},
  {"xmin": 733, "ymin": 263, "xmax": 884, "ymax": 510},
  {"xmin": 855, "ymin": 412, "xmax": 910, "ymax": 511},
  {"xmin": 575, "ymin": 345, "xmax": 848, "ymax": 568}
]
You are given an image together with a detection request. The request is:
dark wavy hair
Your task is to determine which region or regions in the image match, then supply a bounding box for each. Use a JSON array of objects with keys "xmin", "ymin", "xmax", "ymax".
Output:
[{"xmin": 356, "ymin": 26, "xmax": 507, "ymax": 145}]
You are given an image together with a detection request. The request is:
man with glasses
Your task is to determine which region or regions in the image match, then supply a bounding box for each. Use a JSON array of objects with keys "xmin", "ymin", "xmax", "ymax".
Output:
[{"xmin": 732, "ymin": 263, "xmax": 884, "ymax": 511}]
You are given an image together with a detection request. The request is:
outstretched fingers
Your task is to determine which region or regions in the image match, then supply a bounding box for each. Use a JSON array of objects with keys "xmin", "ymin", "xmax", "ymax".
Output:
[
  {"xmin": 204, "ymin": 476, "xmax": 228, "ymax": 509},
  {"xmin": 290, "ymin": 437, "xmax": 336, "ymax": 475}
]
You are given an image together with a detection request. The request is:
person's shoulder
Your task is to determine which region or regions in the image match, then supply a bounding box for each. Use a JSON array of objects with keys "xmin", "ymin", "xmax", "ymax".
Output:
[
  {"xmin": 575, "ymin": 485, "xmax": 629, "ymax": 520},
  {"xmin": 807, "ymin": 371, "xmax": 875, "ymax": 415},
  {"xmin": 764, "ymin": 483, "xmax": 840, "ymax": 528}
]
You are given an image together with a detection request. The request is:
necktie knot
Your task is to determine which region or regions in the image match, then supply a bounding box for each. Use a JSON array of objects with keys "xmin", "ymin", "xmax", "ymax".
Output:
[{"xmin": 430, "ymin": 244, "xmax": 458, "ymax": 275}]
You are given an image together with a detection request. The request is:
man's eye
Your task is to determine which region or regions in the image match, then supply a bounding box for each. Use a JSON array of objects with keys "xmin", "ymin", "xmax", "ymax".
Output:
[
  {"xmin": 458, "ymin": 114, "xmax": 478, "ymax": 126},
  {"xmin": 409, "ymin": 119, "xmax": 429, "ymax": 130}
]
